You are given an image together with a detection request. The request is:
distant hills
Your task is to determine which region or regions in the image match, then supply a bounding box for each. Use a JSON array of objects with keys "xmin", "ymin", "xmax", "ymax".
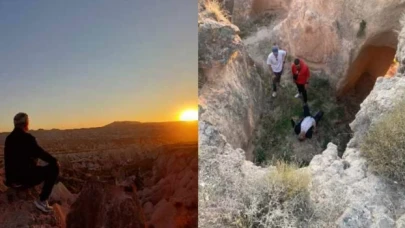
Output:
[
  {"xmin": 102, "ymin": 120, "xmax": 197, "ymax": 128},
  {"xmin": 0, "ymin": 120, "xmax": 198, "ymax": 134},
  {"xmin": 102, "ymin": 121, "xmax": 142, "ymax": 128}
]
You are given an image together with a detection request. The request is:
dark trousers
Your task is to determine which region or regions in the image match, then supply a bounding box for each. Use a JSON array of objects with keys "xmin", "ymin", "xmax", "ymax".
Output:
[
  {"xmin": 303, "ymin": 104, "xmax": 323, "ymax": 123},
  {"xmin": 272, "ymin": 70, "xmax": 283, "ymax": 92},
  {"xmin": 18, "ymin": 163, "xmax": 59, "ymax": 201},
  {"xmin": 296, "ymin": 84, "xmax": 308, "ymax": 103}
]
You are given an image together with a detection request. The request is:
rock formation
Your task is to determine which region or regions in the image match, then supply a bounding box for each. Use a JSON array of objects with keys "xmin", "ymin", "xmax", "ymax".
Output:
[
  {"xmin": 306, "ymin": 22, "xmax": 405, "ymax": 225},
  {"xmin": 199, "ymin": 8, "xmax": 267, "ymax": 158},
  {"xmin": 232, "ymin": 0, "xmax": 405, "ymax": 98},
  {"xmin": 199, "ymin": 6, "xmax": 276, "ymax": 227},
  {"xmin": 137, "ymin": 143, "xmax": 198, "ymax": 228},
  {"xmin": 199, "ymin": 1, "xmax": 405, "ymax": 226},
  {"xmin": 0, "ymin": 173, "xmax": 67, "ymax": 228},
  {"xmin": 66, "ymin": 182, "xmax": 145, "ymax": 228}
]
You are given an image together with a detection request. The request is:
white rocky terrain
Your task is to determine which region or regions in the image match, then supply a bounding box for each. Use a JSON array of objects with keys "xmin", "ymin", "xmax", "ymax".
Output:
[
  {"xmin": 308, "ymin": 76, "xmax": 405, "ymax": 227},
  {"xmin": 199, "ymin": 1, "xmax": 405, "ymax": 227}
]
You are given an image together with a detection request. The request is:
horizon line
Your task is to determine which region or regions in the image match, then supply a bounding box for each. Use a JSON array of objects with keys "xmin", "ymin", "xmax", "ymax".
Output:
[{"xmin": 0, "ymin": 120, "xmax": 198, "ymax": 134}]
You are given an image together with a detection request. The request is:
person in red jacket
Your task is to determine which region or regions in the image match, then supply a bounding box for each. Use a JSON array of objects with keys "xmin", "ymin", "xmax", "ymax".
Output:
[{"xmin": 291, "ymin": 58, "xmax": 310, "ymax": 104}]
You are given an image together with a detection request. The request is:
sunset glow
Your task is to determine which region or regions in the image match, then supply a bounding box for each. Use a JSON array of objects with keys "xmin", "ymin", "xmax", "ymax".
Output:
[
  {"xmin": 179, "ymin": 110, "xmax": 198, "ymax": 121},
  {"xmin": 0, "ymin": 1, "xmax": 196, "ymax": 131},
  {"xmin": 385, "ymin": 58, "xmax": 399, "ymax": 78}
]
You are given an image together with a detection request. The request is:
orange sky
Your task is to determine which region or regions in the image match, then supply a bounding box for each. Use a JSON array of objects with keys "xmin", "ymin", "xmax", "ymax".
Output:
[{"xmin": 0, "ymin": 0, "xmax": 197, "ymax": 132}]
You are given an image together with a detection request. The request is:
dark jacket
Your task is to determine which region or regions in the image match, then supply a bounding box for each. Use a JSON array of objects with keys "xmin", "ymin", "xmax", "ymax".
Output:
[{"xmin": 4, "ymin": 128, "xmax": 57, "ymax": 184}]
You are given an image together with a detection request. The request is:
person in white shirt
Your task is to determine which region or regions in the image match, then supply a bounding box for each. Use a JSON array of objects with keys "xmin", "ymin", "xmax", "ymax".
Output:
[
  {"xmin": 266, "ymin": 46, "xmax": 287, "ymax": 97},
  {"xmin": 291, "ymin": 104, "xmax": 324, "ymax": 141}
]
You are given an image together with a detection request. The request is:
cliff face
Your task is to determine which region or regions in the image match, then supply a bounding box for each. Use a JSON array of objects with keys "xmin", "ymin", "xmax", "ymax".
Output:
[
  {"xmin": 306, "ymin": 18, "xmax": 405, "ymax": 227},
  {"xmin": 198, "ymin": 12, "xmax": 267, "ymax": 155},
  {"xmin": 232, "ymin": 0, "xmax": 405, "ymax": 94},
  {"xmin": 308, "ymin": 78, "xmax": 405, "ymax": 227},
  {"xmin": 198, "ymin": 6, "xmax": 271, "ymax": 227}
]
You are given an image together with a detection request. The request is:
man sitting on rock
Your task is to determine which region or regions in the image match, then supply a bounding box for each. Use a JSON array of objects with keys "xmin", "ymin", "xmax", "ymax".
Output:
[
  {"xmin": 3, "ymin": 112, "xmax": 60, "ymax": 213},
  {"xmin": 291, "ymin": 104, "xmax": 324, "ymax": 141}
]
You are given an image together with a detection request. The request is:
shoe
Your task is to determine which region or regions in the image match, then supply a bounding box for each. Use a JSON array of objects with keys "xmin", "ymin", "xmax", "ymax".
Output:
[
  {"xmin": 294, "ymin": 93, "xmax": 301, "ymax": 98},
  {"xmin": 272, "ymin": 92, "xmax": 277, "ymax": 97},
  {"xmin": 34, "ymin": 200, "xmax": 53, "ymax": 213}
]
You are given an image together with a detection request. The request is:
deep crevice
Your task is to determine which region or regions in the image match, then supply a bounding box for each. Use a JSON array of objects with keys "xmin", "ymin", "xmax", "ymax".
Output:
[
  {"xmin": 246, "ymin": 43, "xmax": 397, "ymax": 167},
  {"xmin": 338, "ymin": 45, "xmax": 396, "ymax": 115}
]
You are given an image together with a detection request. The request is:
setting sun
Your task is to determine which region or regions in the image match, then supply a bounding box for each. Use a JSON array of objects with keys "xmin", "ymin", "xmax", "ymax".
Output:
[{"xmin": 179, "ymin": 110, "xmax": 198, "ymax": 121}]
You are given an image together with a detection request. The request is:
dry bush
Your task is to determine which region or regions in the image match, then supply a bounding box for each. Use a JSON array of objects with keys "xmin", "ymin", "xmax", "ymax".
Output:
[
  {"xmin": 200, "ymin": 160, "xmax": 312, "ymax": 228},
  {"xmin": 361, "ymin": 100, "xmax": 405, "ymax": 184},
  {"xmin": 270, "ymin": 161, "xmax": 310, "ymax": 200},
  {"xmin": 202, "ymin": 0, "xmax": 230, "ymax": 23},
  {"xmin": 243, "ymin": 162, "xmax": 312, "ymax": 228}
]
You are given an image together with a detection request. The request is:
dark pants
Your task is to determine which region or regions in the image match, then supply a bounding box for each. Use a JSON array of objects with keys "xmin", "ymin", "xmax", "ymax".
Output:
[
  {"xmin": 303, "ymin": 104, "xmax": 323, "ymax": 123},
  {"xmin": 272, "ymin": 70, "xmax": 283, "ymax": 92},
  {"xmin": 296, "ymin": 84, "xmax": 308, "ymax": 103},
  {"xmin": 18, "ymin": 163, "xmax": 59, "ymax": 201}
]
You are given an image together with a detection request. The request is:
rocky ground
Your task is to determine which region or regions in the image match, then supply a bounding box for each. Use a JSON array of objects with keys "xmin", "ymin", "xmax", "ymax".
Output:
[
  {"xmin": 199, "ymin": 1, "xmax": 405, "ymax": 227},
  {"xmin": 0, "ymin": 121, "xmax": 197, "ymax": 228},
  {"xmin": 307, "ymin": 76, "xmax": 405, "ymax": 227}
]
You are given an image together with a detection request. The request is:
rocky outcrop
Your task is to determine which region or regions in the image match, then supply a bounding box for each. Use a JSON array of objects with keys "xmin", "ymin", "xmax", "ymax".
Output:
[
  {"xmin": 200, "ymin": 1, "xmax": 405, "ymax": 227},
  {"xmin": 307, "ymin": 80, "xmax": 405, "ymax": 227},
  {"xmin": 234, "ymin": 0, "xmax": 405, "ymax": 92},
  {"xmin": 396, "ymin": 17, "xmax": 405, "ymax": 75},
  {"xmin": 309, "ymin": 142, "xmax": 405, "ymax": 227},
  {"xmin": 199, "ymin": 10, "xmax": 267, "ymax": 157},
  {"xmin": 137, "ymin": 143, "xmax": 198, "ymax": 228},
  {"xmin": 199, "ymin": 121, "xmax": 270, "ymax": 227},
  {"xmin": 305, "ymin": 20, "xmax": 405, "ymax": 227},
  {"xmin": 197, "ymin": 12, "xmax": 287, "ymax": 222},
  {"xmin": 348, "ymin": 76, "xmax": 405, "ymax": 148},
  {"xmin": 0, "ymin": 179, "xmax": 67, "ymax": 228},
  {"xmin": 232, "ymin": 0, "xmax": 290, "ymax": 25},
  {"xmin": 66, "ymin": 182, "xmax": 145, "ymax": 228}
]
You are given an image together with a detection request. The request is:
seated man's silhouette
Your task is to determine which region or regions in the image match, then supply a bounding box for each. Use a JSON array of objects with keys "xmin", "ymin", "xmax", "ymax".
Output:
[{"xmin": 4, "ymin": 112, "xmax": 60, "ymax": 213}]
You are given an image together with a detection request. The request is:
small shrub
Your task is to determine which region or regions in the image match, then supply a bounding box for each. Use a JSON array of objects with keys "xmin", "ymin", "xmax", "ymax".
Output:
[
  {"xmin": 255, "ymin": 146, "xmax": 266, "ymax": 164},
  {"xmin": 357, "ymin": 20, "xmax": 367, "ymax": 38},
  {"xmin": 361, "ymin": 100, "xmax": 405, "ymax": 184},
  {"xmin": 270, "ymin": 161, "xmax": 310, "ymax": 200},
  {"xmin": 287, "ymin": 55, "xmax": 293, "ymax": 63},
  {"xmin": 234, "ymin": 161, "xmax": 312, "ymax": 227},
  {"xmin": 310, "ymin": 75, "xmax": 330, "ymax": 89},
  {"xmin": 203, "ymin": 0, "xmax": 230, "ymax": 23}
]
